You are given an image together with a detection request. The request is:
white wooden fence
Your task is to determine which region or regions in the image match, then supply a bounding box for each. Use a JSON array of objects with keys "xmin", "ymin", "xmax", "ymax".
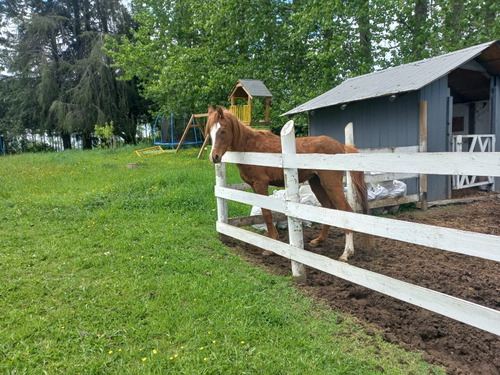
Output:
[
  {"xmin": 214, "ymin": 120, "xmax": 500, "ymax": 336},
  {"xmin": 452, "ymin": 134, "xmax": 496, "ymax": 190}
]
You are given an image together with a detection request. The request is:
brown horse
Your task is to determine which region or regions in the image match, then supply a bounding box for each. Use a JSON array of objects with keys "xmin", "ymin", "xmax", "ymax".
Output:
[{"xmin": 207, "ymin": 106, "xmax": 370, "ymax": 261}]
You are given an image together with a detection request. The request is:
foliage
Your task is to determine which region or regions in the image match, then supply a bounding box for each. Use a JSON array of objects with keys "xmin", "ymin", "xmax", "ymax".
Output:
[
  {"xmin": 5, "ymin": 139, "xmax": 56, "ymax": 154},
  {"xmin": 0, "ymin": 147, "xmax": 445, "ymax": 374},
  {"xmin": 104, "ymin": 0, "xmax": 500, "ymax": 136},
  {"xmin": 94, "ymin": 121, "xmax": 115, "ymax": 150},
  {"xmin": 0, "ymin": 0, "xmax": 147, "ymax": 148},
  {"xmin": 1, "ymin": 0, "xmax": 499, "ymax": 143}
]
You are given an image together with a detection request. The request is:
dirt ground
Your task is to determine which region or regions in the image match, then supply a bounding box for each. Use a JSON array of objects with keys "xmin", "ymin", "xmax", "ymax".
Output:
[{"xmin": 229, "ymin": 194, "xmax": 500, "ymax": 375}]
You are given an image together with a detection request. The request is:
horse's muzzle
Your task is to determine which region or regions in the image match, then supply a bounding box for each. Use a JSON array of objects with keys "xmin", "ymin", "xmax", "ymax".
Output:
[{"xmin": 212, "ymin": 154, "xmax": 221, "ymax": 163}]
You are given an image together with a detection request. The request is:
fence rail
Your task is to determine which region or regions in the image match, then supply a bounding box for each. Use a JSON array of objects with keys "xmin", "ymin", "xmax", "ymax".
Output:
[
  {"xmin": 214, "ymin": 121, "xmax": 500, "ymax": 336},
  {"xmin": 221, "ymin": 150, "xmax": 500, "ymax": 176},
  {"xmin": 452, "ymin": 134, "xmax": 496, "ymax": 190}
]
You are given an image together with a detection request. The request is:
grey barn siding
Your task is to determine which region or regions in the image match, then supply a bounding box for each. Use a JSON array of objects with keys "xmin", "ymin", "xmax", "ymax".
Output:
[
  {"xmin": 308, "ymin": 91, "xmax": 421, "ymax": 198},
  {"xmin": 308, "ymin": 77, "xmax": 453, "ymax": 202},
  {"xmin": 290, "ymin": 42, "xmax": 500, "ymax": 203},
  {"xmin": 419, "ymin": 76, "xmax": 451, "ymax": 201},
  {"xmin": 309, "ymin": 91, "xmax": 419, "ymax": 148}
]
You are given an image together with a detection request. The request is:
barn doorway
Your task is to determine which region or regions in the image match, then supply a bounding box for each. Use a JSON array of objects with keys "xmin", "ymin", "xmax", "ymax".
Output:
[{"xmin": 448, "ymin": 66, "xmax": 495, "ymax": 191}]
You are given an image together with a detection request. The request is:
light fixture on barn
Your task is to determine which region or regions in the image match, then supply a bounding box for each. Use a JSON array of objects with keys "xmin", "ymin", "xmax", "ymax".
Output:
[{"xmin": 389, "ymin": 94, "xmax": 397, "ymax": 102}]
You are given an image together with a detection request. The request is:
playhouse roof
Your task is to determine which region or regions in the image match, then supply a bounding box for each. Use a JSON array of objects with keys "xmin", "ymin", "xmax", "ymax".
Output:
[
  {"xmin": 229, "ymin": 79, "xmax": 273, "ymax": 100},
  {"xmin": 283, "ymin": 40, "xmax": 500, "ymax": 116}
]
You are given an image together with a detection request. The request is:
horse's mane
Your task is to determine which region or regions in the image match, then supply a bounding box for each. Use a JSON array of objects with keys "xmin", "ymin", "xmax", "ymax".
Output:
[{"xmin": 219, "ymin": 107, "xmax": 276, "ymax": 149}]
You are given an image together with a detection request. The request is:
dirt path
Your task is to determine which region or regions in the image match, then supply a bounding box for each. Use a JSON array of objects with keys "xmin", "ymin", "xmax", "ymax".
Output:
[{"xmin": 230, "ymin": 197, "xmax": 500, "ymax": 375}]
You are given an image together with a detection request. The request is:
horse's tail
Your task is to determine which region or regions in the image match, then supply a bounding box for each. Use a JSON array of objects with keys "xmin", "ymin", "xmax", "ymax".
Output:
[
  {"xmin": 344, "ymin": 145, "xmax": 370, "ymax": 216},
  {"xmin": 350, "ymin": 170, "xmax": 370, "ymax": 215},
  {"xmin": 345, "ymin": 145, "xmax": 373, "ymax": 249}
]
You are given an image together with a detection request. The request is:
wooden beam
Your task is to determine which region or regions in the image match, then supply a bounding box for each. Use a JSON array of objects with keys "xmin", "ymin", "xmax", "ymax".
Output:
[
  {"xmin": 265, "ymin": 97, "xmax": 270, "ymax": 123},
  {"xmin": 419, "ymin": 101, "xmax": 428, "ymax": 210},
  {"xmin": 175, "ymin": 113, "xmax": 207, "ymax": 153}
]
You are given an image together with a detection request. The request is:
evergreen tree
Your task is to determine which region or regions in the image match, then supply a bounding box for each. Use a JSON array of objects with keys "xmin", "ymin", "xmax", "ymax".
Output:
[{"xmin": 0, "ymin": 0, "xmax": 145, "ymax": 149}]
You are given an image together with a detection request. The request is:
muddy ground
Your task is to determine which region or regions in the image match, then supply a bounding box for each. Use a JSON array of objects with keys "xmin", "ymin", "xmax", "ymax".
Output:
[{"xmin": 229, "ymin": 195, "xmax": 500, "ymax": 375}]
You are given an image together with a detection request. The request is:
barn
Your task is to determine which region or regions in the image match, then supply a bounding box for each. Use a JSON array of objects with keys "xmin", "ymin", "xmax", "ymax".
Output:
[{"xmin": 283, "ymin": 40, "xmax": 500, "ymax": 202}]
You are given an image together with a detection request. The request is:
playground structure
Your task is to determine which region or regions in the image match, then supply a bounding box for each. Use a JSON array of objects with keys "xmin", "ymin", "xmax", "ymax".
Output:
[
  {"xmin": 134, "ymin": 145, "xmax": 167, "ymax": 157},
  {"xmin": 228, "ymin": 79, "xmax": 273, "ymax": 126},
  {"xmin": 193, "ymin": 79, "xmax": 274, "ymax": 158},
  {"xmin": 151, "ymin": 79, "xmax": 273, "ymax": 158},
  {"xmin": 153, "ymin": 113, "xmax": 205, "ymax": 149},
  {"xmin": 175, "ymin": 113, "xmax": 208, "ymax": 158}
]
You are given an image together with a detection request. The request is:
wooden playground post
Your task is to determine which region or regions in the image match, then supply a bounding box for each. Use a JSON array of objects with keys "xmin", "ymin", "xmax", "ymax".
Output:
[{"xmin": 175, "ymin": 113, "xmax": 207, "ymax": 154}]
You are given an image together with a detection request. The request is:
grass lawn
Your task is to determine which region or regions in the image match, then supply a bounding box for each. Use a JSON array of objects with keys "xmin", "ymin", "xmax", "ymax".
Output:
[{"xmin": 0, "ymin": 146, "xmax": 444, "ymax": 374}]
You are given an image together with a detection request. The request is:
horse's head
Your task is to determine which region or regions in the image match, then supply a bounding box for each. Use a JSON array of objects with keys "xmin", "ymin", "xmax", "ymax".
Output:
[{"xmin": 206, "ymin": 106, "xmax": 236, "ymax": 163}]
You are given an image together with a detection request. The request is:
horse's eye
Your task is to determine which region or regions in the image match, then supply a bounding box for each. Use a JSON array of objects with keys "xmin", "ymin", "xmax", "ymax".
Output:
[{"xmin": 221, "ymin": 130, "xmax": 226, "ymax": 134}]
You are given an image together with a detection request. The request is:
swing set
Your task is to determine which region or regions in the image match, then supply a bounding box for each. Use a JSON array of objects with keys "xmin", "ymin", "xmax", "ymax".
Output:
[{"xmin": 140, "ymin": 79, "xmax": 272, "ymax": 158}]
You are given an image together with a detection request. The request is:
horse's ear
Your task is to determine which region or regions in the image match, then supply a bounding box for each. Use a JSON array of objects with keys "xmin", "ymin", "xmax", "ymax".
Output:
[
  {"xmin": 208, "ymin": 105, "xmax": 214, "ymax": 115},
  {"xmin": 216, "ymin": 105, "xmax": 224, "ymax": 119}
]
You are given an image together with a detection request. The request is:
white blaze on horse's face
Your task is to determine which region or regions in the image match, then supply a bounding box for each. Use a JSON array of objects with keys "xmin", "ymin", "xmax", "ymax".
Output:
[{"xmin": 209, "ymin": 122, "xmax": 221, "ymax": 163}]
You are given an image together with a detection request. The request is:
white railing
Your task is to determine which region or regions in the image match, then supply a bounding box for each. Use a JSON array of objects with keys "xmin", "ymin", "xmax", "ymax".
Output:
[
  {"xmin": 452, "ymin": 134, "xmax": 496, "ymax": 190},
  {"xmin": 214, "ymin": 121, "xmax": 500, "ymax": 336}
]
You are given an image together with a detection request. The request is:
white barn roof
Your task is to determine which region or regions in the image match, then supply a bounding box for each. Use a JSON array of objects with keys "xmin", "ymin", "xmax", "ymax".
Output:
[{"xmin": 283, "ymin": 41, "xmax": 500, "ymax": 116}]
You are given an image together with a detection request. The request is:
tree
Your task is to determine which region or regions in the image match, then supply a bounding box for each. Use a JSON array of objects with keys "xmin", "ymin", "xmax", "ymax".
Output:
[
  {"xmin": 0, "ymin": 0, "xmax": 146, "ymax": 149},
  {"xmin": 106, "ymin": 0, "xmax": 396, "ymax": 135},
  {"xmin": 435, "ymin": 0, "xmax": 500, "ymax": 52}
]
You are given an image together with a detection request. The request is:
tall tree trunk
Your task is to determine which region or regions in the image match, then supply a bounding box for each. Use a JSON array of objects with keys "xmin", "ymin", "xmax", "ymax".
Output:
[
  {"xmin": 413, "ymin": 0, "xmax": 428, "ymax": 60},
  {"xmin": 448, "ymin": 0, "xmax": 463, "ymax": 47},
  {"xmin": 82, "ymin": 135, "xmax": 93, "ymax": 150},
  {"xmin": 62, "ymin": 133, "xmax": 72, "ymax": 150},
  {"xmin": 356, "ymin": 0, "xmax": 372, "ymax": 74}
]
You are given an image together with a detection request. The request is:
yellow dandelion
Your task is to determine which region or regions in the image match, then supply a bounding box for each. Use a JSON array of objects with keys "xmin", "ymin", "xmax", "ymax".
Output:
[
  {"xmin": 174, "ymin": 354, "xmax": 178, "ymax": 358},
  {"xmin": 181, "ymin": 346, "xmax": 185, "ymax": 350},
  {"xmin": 152, "ymin": 349, "xmax": 157, "ymax": 355},
  {"xmin": 118, "ymin": 349, "xmax": 122, "ymax": 352},
  {"xmin": 241, "ymin": 341, "xmax": 245, "ymax": 344},
  {"xmin": 200, "ymin": 347, "xmax": 204, "ymax": 350},
  {"xmin": 204, "ymin": 358, "xmax": 207, "ymax": 361},
  {"xmin": 61, "ymin": 326, "xmax": 65, "ymax": 330},
  {"xmin": 142, "ymin": 357, "xmax": 147, "ymax": 362},
  {"xmin": 212, "ymin": 340, "xmax": 216, "ymax": 344},
  {"xmin": 108, "ymin": 350, "xmax": 113, "ymax": 354},
  {"xmin": 170, "ymin": 357, "xmax": 174, "ymax": 360}
]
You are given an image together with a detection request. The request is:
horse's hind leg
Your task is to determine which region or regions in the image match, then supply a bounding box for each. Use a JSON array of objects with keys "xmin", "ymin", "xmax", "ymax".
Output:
[
  {"xmin": 308, "ymin": 174, "xmax": 335, "ymax": 247},
  {"xmin": 316, "ymin": 170, "xmax": 355, "ymax": 262}
]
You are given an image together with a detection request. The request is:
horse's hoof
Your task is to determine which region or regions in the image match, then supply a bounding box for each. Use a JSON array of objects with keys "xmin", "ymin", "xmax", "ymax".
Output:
[
  {"xmin": 262, "ymin": 250, "xmax": 274, "ymax": 256},
  {"xmin": 309, "ymin": 240, "xmax": 323, "ymax": 248},
  {"xmin": 338, "ymin": 255, "xmax": 348, "ymax": 262}
]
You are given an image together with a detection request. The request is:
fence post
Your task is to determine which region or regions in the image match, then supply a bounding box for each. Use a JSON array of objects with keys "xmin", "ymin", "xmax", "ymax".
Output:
[
  {"xmin": 344, "ymin": 122, "xmax": 358, "ymax": 212},
  {"xmin": 281, "ymin": 120, "xmax": 307, "ymax": 283},
  {"xmin": 419, "ymin": 101, "xmax": 428, "ymax": 211},
  {"xmin": 215, "ymin": 162, "xmax": 228, "ymax": 223},
  {"xmin": 215, "ymin": 162, "xmax": 229, "ymax": 242}
]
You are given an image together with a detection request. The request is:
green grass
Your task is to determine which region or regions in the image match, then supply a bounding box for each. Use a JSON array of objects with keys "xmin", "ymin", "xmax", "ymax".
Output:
[{"xmin": 0, "ymin": 147, "xmax": 444, "ymax": 374}]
